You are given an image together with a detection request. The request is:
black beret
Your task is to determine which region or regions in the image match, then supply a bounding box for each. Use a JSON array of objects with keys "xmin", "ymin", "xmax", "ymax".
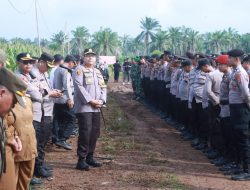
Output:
[
  {"xmin": 65, "ymin": 55, "xmax": 76, "ymax": 63},
  {"xmin": 198, "ymin": 58, "xmax": 211, "ymax": 68},
  {"xmin": 227, "ymin": 49, "xmax": 244, "ymax": 57},
  {"xmin": 182, "ymin": 59, "xmax": 192, "ymax": 67},
  {"xmin": 54, "ymin": 54, "xmax": 64, "ymax": 62},
  {"xmin": 0, "ymin": 67, "xmax": 27, "ymax": 107},
  {"xmin": 164, "ymin": 50, "xmax": 172, "ymax": 56},
  {"xmin": 186, "ymin": 52, "xmax": 195, "ymax": 59}
]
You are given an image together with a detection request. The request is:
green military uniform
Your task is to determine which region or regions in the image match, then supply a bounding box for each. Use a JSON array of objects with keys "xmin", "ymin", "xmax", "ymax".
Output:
[{"xmin": 131, "ymin": 56, "xmax": 143, "ymax": 99}]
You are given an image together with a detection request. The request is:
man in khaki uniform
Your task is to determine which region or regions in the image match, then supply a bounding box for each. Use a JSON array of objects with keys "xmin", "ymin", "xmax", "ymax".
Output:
[
  {"xmin": 13, "ymin": 96, "xmax": 37, "ymax": 190},
  {"xmin": 0, "ymin": 67, "xmax": 27, "ymax": 190}
]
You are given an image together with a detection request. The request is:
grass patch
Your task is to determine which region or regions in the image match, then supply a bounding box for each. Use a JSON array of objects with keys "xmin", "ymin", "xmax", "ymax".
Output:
[
  {"xmin": 100, "ymin": 94, "xmax": 136, "ymax": 155},
  {"xmin": 100, "ymin": 135, "xmax": 136, "ymax": 155},
  {"xmin": 145, "ymin": 153, "xmax": 170, "ymax": 165},
  {"xmin": 103, "ymin": 96, "xmax": 133, "ymax": 133},
  {"xmin": 121, "ymin": 172, "xmax": 186, "ymax": 189}
]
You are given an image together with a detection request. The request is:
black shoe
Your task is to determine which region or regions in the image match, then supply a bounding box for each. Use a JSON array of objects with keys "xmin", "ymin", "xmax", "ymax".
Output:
[
  {"xmin": 219, "ymin": 163, "xmax": 237, "ymax": 172},
  {"xmin": 191, "ymin": 138, "xmax": 200, "ymax": 147},
  {"xmin": 195, "ymin": 143, "xmax": 207, "ymax": 151},
  {"xmin": 71, "ymin": 129, "xmax": 79, "ymax": 137},
  {"xmin": 76, "ymin": 159, "xmax": 90, "ymax": 171},
  {"xmin": 231, "ymin": 172, "xmax": 250, "ymax": 181},
  {"xmin": 211, "ymin": 157, "xmax": 227, "ymax": 166},
  {"xmin": 224, "ymin": 166, "xmax": 243, "ymax": 175},
  {"xmin": 206, "ymin": 150, "xmax": 220, "ymax": 160},
  {"xmin": 86, "ymin": 155, "xmax": 102, "ymax": 167},
  {"xmin": 30, "ymin": 177, "xmax": 43, "ymax": 186},
  {"xmin": 201, "ymin": 146, "xmax": 210, "ymax": 153},
  {"xmin": 42, "ymin": 164, "xmax": 53, "ymax": 172},
  {"xmin": 35, "ymin": 167, "xmax": 53, "ymax": 178},
  {"xmin": 55, "ymin": 141, "xmax": 72, "ymax": 150}
]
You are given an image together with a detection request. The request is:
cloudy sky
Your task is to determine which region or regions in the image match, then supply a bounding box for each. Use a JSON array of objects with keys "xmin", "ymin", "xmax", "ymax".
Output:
[{"xmin": 1, "ymin": 0, "xmax": 249, "ymax": 40}]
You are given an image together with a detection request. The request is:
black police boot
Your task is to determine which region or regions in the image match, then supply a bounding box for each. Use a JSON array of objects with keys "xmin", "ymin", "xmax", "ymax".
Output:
[
  {"xmin": 86, "ymin": 153, "xmax": 102, "ymax": 167},
  {"xmin": 76, "ymin": 158, "xmax": 90, "ymax": 171},
  {"xmin": 30, "ymin": 177, "xmax": 43, "ymax": 186},
  {"xmin": 231, "ymin": 172, "xmax": 250, "ymax": 181},
  {"xmin": 206, "ymin": 150, "xmax": 220, "ymax": 160},
  {"xmin": 211, "ymin": 157, "xmax": 228, "ymax": 166},
  {"xmin": 195, "ymin": 143, "xmax": 208, "ymax": 151},
  {"xmin": 34, "ymin": 166, "xmax": 53, "ymax": 178},
  {"xmin": 224, "ymin": 164, "xmax": 242, "ymax": 175},
  {"xmin": 55, "ymin": 140, "xmax": 72, "ymax": 150},
  {"xmin": 191, "ymin": 138, "xmax": 200, "ymax": 147},
  {"xmin": 219, "ymin": 162, "xmax": 237, "ymax": 172},
  {"xmin": 42, "ymin": 163, "xmax": 53, "ymax": 172}
]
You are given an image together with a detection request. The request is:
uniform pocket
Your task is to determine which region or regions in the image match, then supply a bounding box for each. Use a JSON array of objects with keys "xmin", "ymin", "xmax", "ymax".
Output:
[{"xmin": 83, "ymin": 72, "xmax": 93, "ymax": 85}]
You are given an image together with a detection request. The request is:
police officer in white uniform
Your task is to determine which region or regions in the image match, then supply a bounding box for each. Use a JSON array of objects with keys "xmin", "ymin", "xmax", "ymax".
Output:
[
  {"xmin": 73, "ymin": 49, "xmax": 107, "ymax": 171},
  {"xmin": 227, "ymin": 49, "xmax": 250, "ymax": 181}
]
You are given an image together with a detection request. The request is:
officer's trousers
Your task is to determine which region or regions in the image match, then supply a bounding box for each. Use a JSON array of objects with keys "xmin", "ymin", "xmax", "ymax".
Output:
[
  {"xmin": 190, "ymin": 99, "xmax": 202, "ymax": 138},
  {"xmin": 114, "ymin": 71, "xmax": 120, "ymax": 81},
  {"xmin": 33, "ymin": 119, "xmax": 51, "ymax": 169},
  {"xmin": 165, "ymin": 87, "xmax": 171, "ymax": 117},
  {"xmin": 181, "ymin": 100, "xmax": 189, "ymax": 128},
  {"xmin": 15, "ymin": 158, "xmax": 35, "ymax": 190},
  {"xmin": 0, "ymin": 145, "xmax": 15, "ymax": 190},
  {"xmin": 230, "ymin": 104, "xmax": 250, "ymax": 172},
  {"xmin": 76, "ymin": 112, "xmax": 101, "ymax": 159},
  {"xmin": 53, "ymin": 103, "xmax": 75, "ymax": 142},
  {"xmin": 221, "ymin": 116, "xmax": 236, "ymax": 162},
  {"xmin": 123, "ymin": 71, "xmax": 130, "ymax": 83},
  {"xmin": 209, "ymin": 104, "xmax": 224, "ymax": 151}
]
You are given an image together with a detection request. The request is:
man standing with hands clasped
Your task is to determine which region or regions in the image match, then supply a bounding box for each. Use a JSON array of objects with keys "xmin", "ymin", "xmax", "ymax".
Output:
[{"xmin": 73, "ymin": 49, "xmax": 107, "ymax": 171}]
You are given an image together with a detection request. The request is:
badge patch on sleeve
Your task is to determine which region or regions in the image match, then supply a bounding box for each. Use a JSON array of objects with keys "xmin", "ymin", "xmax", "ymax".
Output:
[{"xmin": 76, "ymin": 69, "xmax": 81, "ymax": 76}]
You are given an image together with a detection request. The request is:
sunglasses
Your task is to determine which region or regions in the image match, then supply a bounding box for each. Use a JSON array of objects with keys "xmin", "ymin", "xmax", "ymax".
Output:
[{"xmin": 21, "ymin": 60, "xmax": 33, "ymax": 65}]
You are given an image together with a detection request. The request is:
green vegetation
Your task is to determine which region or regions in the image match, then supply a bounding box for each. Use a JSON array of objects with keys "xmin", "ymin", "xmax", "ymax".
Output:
[{"xmin": 2, "ymin": 16, "xmax": 250, "ymax": 71}]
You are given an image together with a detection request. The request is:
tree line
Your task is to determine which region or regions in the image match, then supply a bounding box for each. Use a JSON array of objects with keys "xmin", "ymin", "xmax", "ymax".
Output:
[{"xmin": 1, "ymin": 16, "xmax": 250, "ymax": 70}]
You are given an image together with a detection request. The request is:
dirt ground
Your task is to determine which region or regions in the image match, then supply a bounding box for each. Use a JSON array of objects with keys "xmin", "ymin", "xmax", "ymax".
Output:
[{"xmin": 38, "ymin": 81, "xmax": 250, "ymax": 190}]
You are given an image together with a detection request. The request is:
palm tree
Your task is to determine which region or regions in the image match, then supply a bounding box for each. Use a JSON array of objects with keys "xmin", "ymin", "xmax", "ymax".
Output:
[
  {"xmin": 120, "ymin": 34, "xmax": 131, "ymax": 56},
  {"xmin": 51, "ymin": 31, "xmax": 67, "ymax": 54},
  {"xmin": 184, "ymin": 28, "xmax": 199, "ymax": 53},
  {"xmin": 91, "ymin": 28, "xmax": 121, "ymax": 56},
  {"xmin": 240, "ymin": 33, "xmax": 250, "ymax": 53},
  {"xmin": 71, "ymin": 26, "xmax": 90, "ymax": 54},
  {"xmin": 136, "ymin": 17, "xmax": 160, "ymax": 55},
  {"xmin": 127, "ymin": 38, "xmax": 144, "ymax": 56},
  {"xmin": 167, "ymin": 27, "xmax": 182, "ymax": 54},
  {"xmin": 150, "ymin": 29, "xmax": 168, "ymax": 52}
]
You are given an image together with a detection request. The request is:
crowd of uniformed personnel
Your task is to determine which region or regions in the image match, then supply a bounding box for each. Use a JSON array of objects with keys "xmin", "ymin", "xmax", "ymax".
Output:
[
  {"xmin": 0, "ymin": 48, "xmax": 107, "ymax": 190},
  {"xmin": 0, "ymin": 46, "xmax": 250, "ymax": 190},
  {"xmin": 130, "ymin": 49, "xmax": 250, "ymax": 181}
]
